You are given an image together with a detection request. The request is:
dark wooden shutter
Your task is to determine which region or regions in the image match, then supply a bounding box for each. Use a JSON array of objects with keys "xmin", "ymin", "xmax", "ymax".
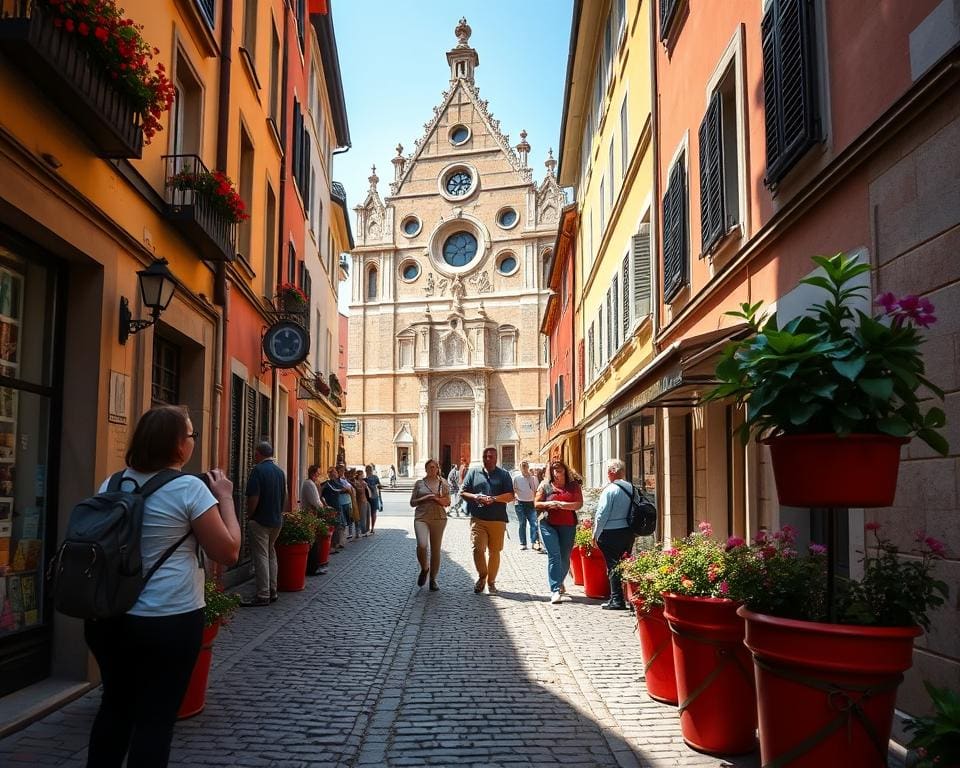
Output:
[
  {"xmin": 659, "ymin": 0, "xmax": 681, "ymax": 41},
  {"xmin": 622, "ymin": 256, "xmax": 631, "ymax": 338},
  {"xmin": 588, "ymin": 322, "xmax": 595, "ymax": 379},
  {"xmin": 662, "ymin": 159, "xmax": 687, "ymax": 302},
  {"xmin": 545, "ymin": 395, "xmax": 553, "ymax": 426},
  {"xmin": 611, "ymin": 275, "xmax": 619, "ymax": 350},
  {"xmin": 606, "ymin": 289, "xmax": 613, "ymax": 359},
  {"xmin": 762, "ymin": 0, "xmax": 820, "ymax": 186},
  {"xmin": 698, "ymin": 91, "xmax": 725, "ymax": 254},
  {"xmin": 633, "ymin": 224, "xmax": 652, "ymax": 317},
  {"xmin": 558, "ymin": 375, "xmax": 564, "ymax": 411}
]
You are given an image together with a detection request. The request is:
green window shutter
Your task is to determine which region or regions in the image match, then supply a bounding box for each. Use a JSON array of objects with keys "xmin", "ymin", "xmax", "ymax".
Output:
[
  {"xmin": 632, "ymin": 224, "xmax": 652, "ymax": 318},
  {"xmin": 762, "ymin": 0, "xmax": 820, "ymax": 187},
  {"xmin": 698, "ymin": 91, "xmax": 725, "ymax": 254}
]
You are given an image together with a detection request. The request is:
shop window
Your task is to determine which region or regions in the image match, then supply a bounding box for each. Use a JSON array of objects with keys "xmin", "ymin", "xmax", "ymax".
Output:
[
  {"xmin": 627, "ymin": 414, "xmax": 657, "ymax": 501},
  {"xmin": 152, "ymin": 336, "xmax": 181, "ymax": 406}
]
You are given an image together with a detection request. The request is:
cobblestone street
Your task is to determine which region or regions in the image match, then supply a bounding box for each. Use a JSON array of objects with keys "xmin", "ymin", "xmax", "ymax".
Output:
[{"xmin": 1, "ymin": 495, "xmax": 759, "ymax": 768}]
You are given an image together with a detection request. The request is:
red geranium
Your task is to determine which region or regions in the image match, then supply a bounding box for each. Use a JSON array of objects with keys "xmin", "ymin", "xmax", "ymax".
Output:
[{"xmin": 166, "ymin": 168, "xmax": 249, "ymax": 224}]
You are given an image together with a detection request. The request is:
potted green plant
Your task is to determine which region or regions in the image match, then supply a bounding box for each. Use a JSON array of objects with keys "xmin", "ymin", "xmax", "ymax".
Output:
[
  {"xmin": 570, "ymin": 518, "xmax": 594, "ymax": 589},
  {"xmin": 738, "ymin": 525, "xmax": 948, "ymax": 767},
  {"xmin": 277, "ymin": 282, "xmax": 309, "ymax": 314},
  {"xmin": 904, "ymin": 682, "xmax": 960, "ymax": 767},
  {"xmin": 166, "ymin": 168, "xmax": 249, "ymax": 225},
  {"xmin": 275, "ymin": 507, "xmax": 319, "ymax": 592},
  {"xmin": 706, "ymin": 252, "xmax": 947, "ymax": 507},
  {"xmin": 178, "ymin": 580, "xmax": 240, "ymax": 719},
  {"xmin": 619, "ymin": 547, "xmax": 678, "ymax": 705},
  {"xmin": 654, "ymin": 522, "xmax": 759, "ymax": 756}
]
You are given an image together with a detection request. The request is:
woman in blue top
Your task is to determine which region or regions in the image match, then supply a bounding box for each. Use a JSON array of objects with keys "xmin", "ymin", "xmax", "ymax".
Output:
[{"xmin": 84, "ymin": 405, "xmax": 241, "ymax": 768}]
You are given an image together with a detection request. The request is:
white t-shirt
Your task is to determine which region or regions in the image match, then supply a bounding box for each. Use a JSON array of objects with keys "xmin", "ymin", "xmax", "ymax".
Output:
[
  {"xmin": 512, "ymin": 472, "xmax": 538, "ymax": 503},
  {"xmin": 98, "ymin": 470, "xmax": 217, "ymax": 617}
]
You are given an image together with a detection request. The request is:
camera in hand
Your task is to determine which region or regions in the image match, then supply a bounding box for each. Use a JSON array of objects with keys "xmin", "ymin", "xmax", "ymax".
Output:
[{"xmin": 194, "ymin": 472, "xmax": 212, "ymax": 490}]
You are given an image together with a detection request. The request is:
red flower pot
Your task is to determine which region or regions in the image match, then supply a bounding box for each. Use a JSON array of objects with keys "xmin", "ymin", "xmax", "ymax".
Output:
[
  {"xmin": 276, "ymin": 542, "xmax": 310, "ymax": 592},
  {"xmin": 624, "ymin": 581, "xmax": 636, "ymax": 605},
  {"xmin": 317, "ymin": 532, "xmax": 332, "ymax": 567},
  {"xmin": 581, "ymin": 546, "xmax": 610, "ymax": 599},
  {"xmin": 663, "ymin": 593, "xmax": 756, "ymax": 755},
  {"xmin": 570, "ymin": 545, "xmax": 584, "ymax": 586},
  {"xmin": 178, "ymin": 621, "xmax": 220, "ymax": 719},
  {"xmin": 763, "ymin": 433, "xmax": 908, "ymax": 507},
  {"xmin": 636, "ymin": 603, "xmax": 678, "ymax": 705},
  {"xmin": 739, "ymin": 607, "xmax": 920, "ymax": 767}
]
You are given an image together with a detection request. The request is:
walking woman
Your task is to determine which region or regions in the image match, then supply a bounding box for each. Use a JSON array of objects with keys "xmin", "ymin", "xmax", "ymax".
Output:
[
  {"xmin": 351, "ymin": 470, "xmax": 372, "ymax": 536},
  {"xmin": 410, "ymin": 458, "xmax": 451, "ymax": 590},
  {"xmin": 84, "ymin": 405, "xmax": 241, "ymax": 768},
  {"xmin": 534, "ymin": 459, "xmax": 583, "ymax": 605}
]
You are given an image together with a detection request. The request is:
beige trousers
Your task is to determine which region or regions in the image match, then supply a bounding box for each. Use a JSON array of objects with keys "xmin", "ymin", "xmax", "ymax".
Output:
[
  {"xmin": 470, "ymin": 519, "xmax": 507, "ymax": 585},
  {"xmin": 414, "ymin": 517, "xmax": 447, "ymax": 579},
  {"xmin": 249, "ymin": 520, "xmax": 280, "ymax": 599}
]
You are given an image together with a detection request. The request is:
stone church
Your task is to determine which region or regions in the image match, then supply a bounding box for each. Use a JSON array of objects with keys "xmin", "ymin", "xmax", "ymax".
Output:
[{"xmin": 343, "ymin": 18, "xmax": 564, "ymax": 478}]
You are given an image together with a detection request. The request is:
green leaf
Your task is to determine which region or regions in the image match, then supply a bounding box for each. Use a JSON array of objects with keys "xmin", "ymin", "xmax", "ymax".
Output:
[
  {"xmin": 918, "ymin": 428, "xmax": 950, "ymax": 456},
  {"xmin": 832, "ymin": 356, "xmax": 867, "ymax": 381},
  {"xmin": 877, "ymin": 416, "xmax": 912, "ymax": 436},
  {"xmin": 810, "ymin": 383, "xmax": 839, "ymax": 399},
  {"xmin": 924, "ymin": 408, "xmax": 946, "ymax": 428},
  {"xmin": 789, "ymin": 402, "xmax": 820, "ymax": 425},
  {"xmin": 837, "ymin": 404, "xmax": 864, "ymax": 420},
  {"xmin": 858, "ymin": 377, "xmax": 894, "ymax": 401}
]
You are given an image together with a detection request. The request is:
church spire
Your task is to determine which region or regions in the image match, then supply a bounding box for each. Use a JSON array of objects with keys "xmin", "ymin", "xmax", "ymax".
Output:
[{"xmin": 447, "ymin": 17, "xmax": 479, "ymax": 84}]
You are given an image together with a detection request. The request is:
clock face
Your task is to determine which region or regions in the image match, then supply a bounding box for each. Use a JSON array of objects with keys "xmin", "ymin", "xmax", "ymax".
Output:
[
  {"xmin": 442, "ymin": 232, "xmax": 478, "ymax": 267},
  {"xmin": 445, "ymin": 171, "xmax": 472, "ymax": 196},
  {"xmin": 263, "ymin": 321, "xmax": 309, "ymax": 368}
]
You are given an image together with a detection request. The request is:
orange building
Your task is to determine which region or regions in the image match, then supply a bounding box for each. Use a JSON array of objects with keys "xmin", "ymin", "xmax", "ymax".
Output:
[{"xmin": 627, "ymin": 0, "xmax": 960, "ymax": 721}]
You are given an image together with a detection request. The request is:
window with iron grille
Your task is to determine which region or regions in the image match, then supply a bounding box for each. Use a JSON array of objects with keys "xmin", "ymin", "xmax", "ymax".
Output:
[
  {"xmin": 659, "ymin": 0, "xmax": 681, "ymax": 42},
  {"xmin": 662, "ymin": 157, "xmax": 688, "ymax": 302},
  {"xmin": 152, "ymin": 336, "xmax": 181, "ymax": 406},
  {"xmin": 762, "ymin": 0, "xmax": 821, "ymax": 187}
]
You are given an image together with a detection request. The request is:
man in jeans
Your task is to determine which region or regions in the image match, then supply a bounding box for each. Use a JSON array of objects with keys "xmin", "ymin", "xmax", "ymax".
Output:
[
  {"xmin": 592, "ymin": 458, "xmax": 636, "ymax": 610},
  {"xmin": 513, "ymin": 460, "xmax": 539, "ymax": 551},
  {"xmin": 460, "ymin": 447, "xmax": 515, "ymax": 594},
  {"xmin": 242, "ymin": 442, "xmax": 287, "ymax": 606}
]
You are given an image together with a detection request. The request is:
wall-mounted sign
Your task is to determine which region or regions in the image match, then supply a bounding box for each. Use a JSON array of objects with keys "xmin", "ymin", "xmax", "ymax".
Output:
[
  {"xmin": 263, "ymin": 321, "xmax": 310, "ymax": 369},
  {"xmin": 340, "ymin": 419, "xmax": 359, "ymax": 434}
]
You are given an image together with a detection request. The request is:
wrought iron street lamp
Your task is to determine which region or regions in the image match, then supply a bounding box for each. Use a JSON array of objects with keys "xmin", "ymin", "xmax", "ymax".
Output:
[{"xmin": 118, "ymin": 258, "xmax": 177, "ymax": 344}]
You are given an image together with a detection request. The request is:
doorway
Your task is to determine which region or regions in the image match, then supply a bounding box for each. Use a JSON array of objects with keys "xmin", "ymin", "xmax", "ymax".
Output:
[
  {"xmin": 439, "ymin": 410, "xmax": 471, "ymax": 478},
  {"xmin": 397, "ymin": 446, "xmax": 410, "ymax": 477}
]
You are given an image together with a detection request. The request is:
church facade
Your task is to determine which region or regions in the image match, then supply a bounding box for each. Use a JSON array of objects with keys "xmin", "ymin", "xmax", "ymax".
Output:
[{"xmin": 343, "ymin": 18, "xmax": 563, "ymax": 478}]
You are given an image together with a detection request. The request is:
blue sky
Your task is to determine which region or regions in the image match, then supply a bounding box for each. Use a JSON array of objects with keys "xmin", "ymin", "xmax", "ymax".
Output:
[{"xmin": 330, "ymin": 0, "xmax": 574, "ymax": 311}]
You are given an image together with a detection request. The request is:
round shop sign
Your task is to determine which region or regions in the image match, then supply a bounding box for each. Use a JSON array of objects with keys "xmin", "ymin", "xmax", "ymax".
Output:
[{"xmin": 263, "ymin": 321, "xmax": 310, "ymax": 368}]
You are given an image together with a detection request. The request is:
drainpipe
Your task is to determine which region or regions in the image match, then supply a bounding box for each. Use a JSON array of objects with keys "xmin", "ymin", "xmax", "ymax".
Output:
[
  {"xmin": 212, "ymin": 0, "xmax": 234, "ymax": 471},
  {"xmin": 273, "ymin": 2, "xmax": 291, "ymax": 451},
  {"xmin": 649, "ymin": 0, "xmax": 661, "ymax": 351}
]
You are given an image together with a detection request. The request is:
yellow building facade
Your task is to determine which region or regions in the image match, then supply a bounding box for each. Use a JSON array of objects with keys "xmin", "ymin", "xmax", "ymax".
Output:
[{"xmin": 556, "ymin": 0, "xmax": 657, "ymax": 490}]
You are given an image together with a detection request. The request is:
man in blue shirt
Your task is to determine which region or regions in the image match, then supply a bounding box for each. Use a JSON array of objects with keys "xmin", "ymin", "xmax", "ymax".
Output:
[
  {"xmin": 460, "ymin": 447, "xmax": 515, "ymax": 594},
  {"xmin": 242, "ymin": 442, "xmax": 287, "ymax": 606},
  {"xmin": 592, "ymin": 458, "xmax": 636, "ymax": 610}
]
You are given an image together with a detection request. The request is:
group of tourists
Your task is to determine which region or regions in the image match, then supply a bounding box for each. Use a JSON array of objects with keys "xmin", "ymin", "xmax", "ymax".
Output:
[
  {"xmin": 307, "ymin": 463, "xmax": 382, "ymax": 549},
  {"xmin": 410, "ymin": 447, "xmax": 637, "ymax": 609}
]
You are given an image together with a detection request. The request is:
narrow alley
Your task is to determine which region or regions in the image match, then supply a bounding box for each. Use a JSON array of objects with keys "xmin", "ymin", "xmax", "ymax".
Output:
[{"xmin": 0, "ymin": 493, "xmax": 758, "ymax": 768}]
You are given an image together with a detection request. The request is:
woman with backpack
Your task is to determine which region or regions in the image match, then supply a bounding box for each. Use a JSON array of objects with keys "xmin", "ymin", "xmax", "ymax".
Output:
[
  {"xmin": 83, "ymin": 405, "xmax": 241, "ymax": 768},
  {"xmin": 534, "ymin": 459, "xmax": 583, "ymax": 605}
]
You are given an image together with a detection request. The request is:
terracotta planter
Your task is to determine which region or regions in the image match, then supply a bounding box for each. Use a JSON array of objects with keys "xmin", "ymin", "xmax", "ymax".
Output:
[
  {"xmin": 581, "ymin": 546, "xmax": 610, "ymax": 599},
  {"xmin": 739, "ymin": 607, "xmax": 920, "ymax": 767},
  {"xmin": 276, "ymin": 542, "xmax": 310, "ymax": 592},
  {"xmin": 178, "ymin": 621, "xmax": 220, "ymax": 719},
  {"xmin": 317, "ymin": 531, "xmax": 332, "ymax": 566},
  {"xmin": 624, "ymin": 581, "xmax": 636, "ymax": 605},
  {"xmin": 570, "ymin": 545, "xmax": 584, "ymax": 586},
  {"xmin": 763, "ymin": 433, "xmax": 908, "ymax": 507},
  {"xmin": 663, "ymin": 593, "xmax": 756, "ymax": 755},
  {"xmin": 636, "ymin": 603, "xmax": 678, "ymax": 705}
]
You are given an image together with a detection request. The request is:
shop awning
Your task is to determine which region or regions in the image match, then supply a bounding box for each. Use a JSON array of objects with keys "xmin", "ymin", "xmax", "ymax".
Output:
[
  {"xmin": 606, "ymin": 324, "xmax": 749, "ymax": 426},
  {"xmin": 539, "ymin": 425, "xmax": 580, "ymax": 457}
]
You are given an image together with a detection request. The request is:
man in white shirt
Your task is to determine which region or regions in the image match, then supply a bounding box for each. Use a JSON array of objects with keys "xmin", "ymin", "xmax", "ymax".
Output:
[{"xmin": 512, "ymin": 460, "xmax": 540, "ymax": 551}]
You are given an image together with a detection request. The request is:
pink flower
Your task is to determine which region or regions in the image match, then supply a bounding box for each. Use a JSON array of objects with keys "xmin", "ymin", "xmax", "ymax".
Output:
[
  {"xmin": 698, "ymin": 521, "xmax": 713, "ymax": 536},
  {"xmin": 876, "ymin": 292, "xmax": 898, "ymax": 312},
  {"xmin": 726, "ymin": 536, "xmax": 745, "ymax": 549},
  {"xmin": 754, "ymin": 530, "xmax": 769, "ymax": 544},
  {"xmin": 865, "ymin": 522, "xmax": 881, "ymax": 532},
  {"xmin": 719, "ymin": 580, "xmax": 730, "ymax": 595},
  {"xmin": 924, "ymin": 536, "xmax": 946, "ymax": 557},
  {"xmin": 809, "ymin": 543, "xmax": 828, "ymax": 555}
]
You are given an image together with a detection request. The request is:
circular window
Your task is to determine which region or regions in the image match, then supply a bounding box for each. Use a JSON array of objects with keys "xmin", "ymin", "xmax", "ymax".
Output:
[
  {"xmin": 497, "ymin": 208, "xmax": 519, "ymax": 230},
  {"xmin": 400, "ymin": 261, "xmax": 421, "ymax": 282},
  {"xmin": 445, "ymin": 170, "xmax": 473, "ymax": 197},
  {"xmin": 449, "ymin": 125, "xmax": 471, "ymax": 145},
  {"xmin": 442, "ymin": 231, "xmax": 479, "ymax": 267},
  {"xmin": 497, "ymin": 252, "xmax": 519, "ymax": 276},
  {"xmin": 401, "ymin": 216, "xmax": 421, "ymax": 237}
]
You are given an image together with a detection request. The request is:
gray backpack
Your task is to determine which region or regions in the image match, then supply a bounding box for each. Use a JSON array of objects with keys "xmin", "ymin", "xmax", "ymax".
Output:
[{"xmin": 52, "ymin": 469, "xmax": 188, "ymax": 619}]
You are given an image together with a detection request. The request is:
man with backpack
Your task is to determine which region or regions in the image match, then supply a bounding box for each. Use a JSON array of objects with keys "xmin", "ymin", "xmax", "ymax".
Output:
[
  {"xmin": 242, "ymin": 442, "xmax": 287, "ymax": 606},
  {"xmin": 592, "ymin": 458, "xmax": 636, "ymax": 611}
]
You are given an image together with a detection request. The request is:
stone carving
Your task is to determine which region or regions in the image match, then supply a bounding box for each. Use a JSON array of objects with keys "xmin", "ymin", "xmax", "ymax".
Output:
[
  {"xmin": 455, "ymin": 17, "xmax": 472, "ymax": 46},
  {"xmin": 368, "ymin": 219, "xmax": 382, "ymax": 239},
  {"xmin": 450, "ymin": 274, "xmax": 465, "ymax": 312},
  {"xmin": 442, "ymin": 333, "xmax": 465, "ymax": 365},
  {"xmin": 424, "ymin": 272, "xmax": 435, "ymax": 297},
  {"xmin": 469, "ymin": 271, "xmax": 492, "ymax": 294},
  {"xmin": 437, "ymin": 379, "xmax": 472, "ymax": 400},
  {"xmin": 437, "ymin": 277, "xmax": 448, "ymax": 296},
  {"xmin": 536, "ymin": 161, "xmax": 565, "ymax": 226},
  {"xmin": 496, "ymin": 419, "xmax": 519, "ymax": 442}
]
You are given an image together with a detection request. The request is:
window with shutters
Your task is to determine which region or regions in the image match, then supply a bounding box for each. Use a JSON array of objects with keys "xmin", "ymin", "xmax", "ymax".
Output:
[
  {"xmin": 762, "ymin": 0, "xmax": 821, "ymax": 187},
  {"xmin": 599, "ymin": 179, "xmax": 606, "ymax": 234},
  {"xmin": 621, "ymin": 255, "xmax": 631, "ymax": 338},
  {"xmin": 662, "ymin": 155, "xmax": 688, "ymax": 303},
  {"xmin": 620, "ymin": 97, "xmax": 629, "ymax": 183},
  {"xmin": 558, "ymin": 375, "xmax": 564, "ymax": 413},
  {"xmin": 287, "ymin": 243, "xmax": 297, "ymax": 285},
  {"xmin": 699, "ymin": 59, "xmax": 741, "ymax": 256},
  {"xmin": 597, "ymin": 304, "xmax": 604, "ymax": 367},
  {"xmin": 587, "ymin": 322, "xmax": 595, "ymax": 383},
  {"xmin": 606, "ymin": 288, "xmax": 613, "ymax": 359},
  {"xmin": 545, "ymin": 395, "xmax": 553, "ymax": 427},
  {"xmin": 608, "ymin": 141, "xmax": 615, "ymax": 207},
  {"xmin": 632, "ymin": 223, "xmax": 653, "ymax": 318},
  {"xmin": 612, "ymin": 275, "xmax": 620, "ymax": 351},
  {"xmin": 659, "ymin": 0, "xmax": 683, "ymax": 42}
]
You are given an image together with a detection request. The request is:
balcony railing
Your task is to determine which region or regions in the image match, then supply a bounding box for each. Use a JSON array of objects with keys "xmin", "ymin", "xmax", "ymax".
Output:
[
  {"xmin": 163, "ymin": 154, "xmax": 238, "ymax": 262},
  {"xmin": 0, "ymin": 1, "xmax": 144, "ymax": 158}
]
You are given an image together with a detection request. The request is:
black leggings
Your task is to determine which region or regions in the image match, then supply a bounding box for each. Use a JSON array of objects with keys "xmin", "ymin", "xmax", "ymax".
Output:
[
  {"xmin": 598, "ymin": 528, "xmax": 636, "ymax": 605},
  {"xmin": 84, "ymin": 608, "xmax": 204, "ymax": 768}
]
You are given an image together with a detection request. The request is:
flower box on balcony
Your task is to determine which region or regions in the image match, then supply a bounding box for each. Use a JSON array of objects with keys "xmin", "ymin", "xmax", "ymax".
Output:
[
  {"xmin": 164, "ymin": 155, "xmax": 242, "ymax": 262},
  {"xmin": 0, "ymin": 2, "xmax": 150, "ymax": 158}
]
